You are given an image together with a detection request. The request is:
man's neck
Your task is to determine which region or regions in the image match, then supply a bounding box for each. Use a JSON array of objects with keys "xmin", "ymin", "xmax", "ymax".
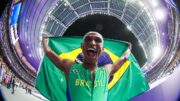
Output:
[{"xmin": 82, "ymin": 61, "xmax": 97, "ymax": 71}]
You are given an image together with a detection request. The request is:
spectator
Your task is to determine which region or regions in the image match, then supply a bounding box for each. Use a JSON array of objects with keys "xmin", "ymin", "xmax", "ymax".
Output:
[{"xmin": 11, "ymin": 76, "xmax": 15, "ymax": 94}]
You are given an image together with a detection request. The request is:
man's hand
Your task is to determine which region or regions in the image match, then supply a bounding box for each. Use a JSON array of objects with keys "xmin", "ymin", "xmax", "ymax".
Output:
[
  {"xmin": 105, "ymin": 42, "xmax": 132, "ymax": 76},
  {"xmin": 41, "ymin": 34, "xmax": 73, "ymax": 78},
  {"xmin": 42, "ymin": 34, "xmax": 50, "ymax": 52},
  {"xmin": 42, "ymin": 34, "xmax": 49, "ymax": 40},
  {"xmin": 128, "ymin": 42, "xmax": 132, "ymax": 50},
  {"xmin": 124, "ymin": 43, "xmax": 132, "ymax": 59}
]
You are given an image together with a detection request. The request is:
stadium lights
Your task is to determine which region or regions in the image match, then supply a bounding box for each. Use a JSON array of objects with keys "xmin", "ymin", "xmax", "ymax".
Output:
[
  {"xmin": 155, "ymin": 8, "xmax": 166, "ymax": 21},
  {"xmin": 64, "ymin": 3, "xmax": 67, "ymax": 6},
  {"xmin": 41, "ymin": 25, "xmax": 45, "ymax": 29},
  {"xmin": 139, "ymin": 40, "xmax": 143, "ymax": 47},
  {"xmin": 147, "ymin": 12, "xmax": 151, "ymax": 17},
  {"xmin": 151, "ymin": 0, "xmax": 158, "ymax": 7},
  {"xmin": 26, "ymin": 19, "xmax": 29, "ymax": 22},
  {"xmin": 150, "ymin": 18, "xmax": 154, "ymax": 23},
  {"xmin": 127, "ymin": 26, "xmax": 132, "ymax": 31},
  {"xmin": 40, "ymin": 25, "xmax": 45, "ymax": 34},
  {"xmin": 138, "ymin": 1, "xmax": 144, "ymax": 7},
  {"xmin": 152, "ymin": 46, "xmax": 162, "ymax": 60},
  {"xmin": 162, "ymin": 32, "xmax": 165, "ymax": 35},
  {"xmin": 29, "ymin": 54, "xmax": 32, "ymax": 57}
]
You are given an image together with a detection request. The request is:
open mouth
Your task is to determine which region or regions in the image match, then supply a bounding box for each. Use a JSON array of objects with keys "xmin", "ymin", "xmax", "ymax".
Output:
[{"xmin": 87, "ymin": 48, "xmax": 97, "ymax": 57}]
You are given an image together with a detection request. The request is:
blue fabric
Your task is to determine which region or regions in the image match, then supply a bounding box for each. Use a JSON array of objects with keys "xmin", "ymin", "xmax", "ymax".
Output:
[{"xmin": 66, "ymin": 86, "xmax": 71, "ymax": 101}]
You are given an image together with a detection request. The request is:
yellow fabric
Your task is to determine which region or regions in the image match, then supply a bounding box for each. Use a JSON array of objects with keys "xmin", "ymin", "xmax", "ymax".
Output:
[
  {"xmin": 108, "ymin": 61, "xmax": 130, "ymax": 90},
  {"xmin": 59, "ymin": 48, "xmax": 82, "ymax": 61},
  {"xmin": 104, "ymin": 49, "xmax": 130, "ymax": 90},
  {"xmin": 104, "ymin": 49, "xmax": 119, "ymax": 63}
]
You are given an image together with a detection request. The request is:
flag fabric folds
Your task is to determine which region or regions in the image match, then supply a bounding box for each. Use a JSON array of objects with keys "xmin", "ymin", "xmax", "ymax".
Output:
[{"xmin": 35, "ymin": 36, "xmax": 149, "ymax": 101}]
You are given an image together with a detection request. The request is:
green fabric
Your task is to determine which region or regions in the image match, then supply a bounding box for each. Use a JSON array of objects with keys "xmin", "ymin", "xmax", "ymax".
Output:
[
  {"xmin": 108, "ymin": 60, "xmax": 149, "ymax": 101},
  {"xmin": 68, "ymin": 64, "xmax": 108, "ymax": 101},
  {"xmin": 36, "ymin": 56, "xmax": 67, "ymax": 101},
  {"xmin": 35, "ymin": 36, "xmax": 149, "ymax": 101}
]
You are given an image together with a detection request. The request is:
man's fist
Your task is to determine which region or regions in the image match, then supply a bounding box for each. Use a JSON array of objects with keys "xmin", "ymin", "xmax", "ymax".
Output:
[
  {"xmin": 42, "ymin": 34, "xmax": 49, "ymax": 39},
  {"xmin": 128, "ymin": 42, "xmax": 132, "ymax": 50}
]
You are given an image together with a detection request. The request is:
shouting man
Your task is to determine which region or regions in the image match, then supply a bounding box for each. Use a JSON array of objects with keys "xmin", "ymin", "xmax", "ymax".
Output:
[{"xmin": 43, "ymin": 31, "xmax": 131, "ymax": 101}]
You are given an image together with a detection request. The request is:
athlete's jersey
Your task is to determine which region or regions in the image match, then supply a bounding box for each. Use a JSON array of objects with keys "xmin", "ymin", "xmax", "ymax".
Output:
[{"xmin": 68, "ymin": 63, "xmax": 108, "ymax": 101}]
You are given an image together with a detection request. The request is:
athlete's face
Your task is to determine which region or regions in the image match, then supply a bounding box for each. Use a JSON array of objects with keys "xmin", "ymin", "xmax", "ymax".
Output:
[{"xmin": 81, "ymin": 33, "xmax": 103, "ymax": 63}]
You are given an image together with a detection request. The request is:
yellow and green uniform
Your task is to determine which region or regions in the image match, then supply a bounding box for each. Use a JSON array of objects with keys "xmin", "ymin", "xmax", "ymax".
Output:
[{"xmin": 68, "ymin": 63, "xmax": 108, "ymax": 101}]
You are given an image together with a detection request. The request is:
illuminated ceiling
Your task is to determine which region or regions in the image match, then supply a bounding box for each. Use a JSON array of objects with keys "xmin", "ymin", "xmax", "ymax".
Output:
[{"xmin": 19, "ymin": 0, "xmax": 162, "ymax": 68}]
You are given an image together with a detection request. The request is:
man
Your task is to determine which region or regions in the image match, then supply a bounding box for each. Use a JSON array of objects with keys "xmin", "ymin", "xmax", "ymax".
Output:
[{"xmin": 43, "ymin": 31, "xmax": 131, "ymax": 101}]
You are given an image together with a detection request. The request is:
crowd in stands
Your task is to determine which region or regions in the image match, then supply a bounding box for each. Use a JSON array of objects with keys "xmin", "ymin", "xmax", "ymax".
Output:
[
  {"xmin": 0, "ymin": 12, "xmax": 36, "ymax": 86},
  {"xmin": 0, "ymin": 57, "xmax": 34, "ymax": 95}
]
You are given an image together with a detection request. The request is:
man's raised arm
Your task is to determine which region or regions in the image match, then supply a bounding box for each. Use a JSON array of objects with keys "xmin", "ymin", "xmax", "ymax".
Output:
[
  {"xmin": 105, "ymin": 43, "xmax": 132, "ymax": 76},
  {"xmin": 42, "ymin": 35, "xmax": 73, "ymax": 75}
]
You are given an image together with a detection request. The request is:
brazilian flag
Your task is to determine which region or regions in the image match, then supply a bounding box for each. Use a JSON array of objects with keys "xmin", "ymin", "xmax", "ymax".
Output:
[{"xmin": 35, "ymin": 36, "xmax": 149, "ymax": 101}]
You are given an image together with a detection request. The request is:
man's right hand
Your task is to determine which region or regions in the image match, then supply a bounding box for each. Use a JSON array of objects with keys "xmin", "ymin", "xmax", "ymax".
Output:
[
  {"xmin": 42, "ymin": 34, "xmax": 49, "ymax": 52},
  {"xmin": 124, "ymin": 43, "xmax": 132, "ymax": 59},
  {"xmin": 42, "ymin": 35, "xmax": 73, "ymax": 79},
  {"xmin": 42, "ymin": 34, "xmax": 49, "ymax": 39},
  {"xmin": 128, "ymin": 42, "xmax": 132, "ymax": 50}
]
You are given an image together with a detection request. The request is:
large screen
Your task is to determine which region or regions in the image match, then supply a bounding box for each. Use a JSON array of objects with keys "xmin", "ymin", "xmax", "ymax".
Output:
[{"xmin": 10, "ymin": 2, "xmax": 21, "ymax": 25}]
